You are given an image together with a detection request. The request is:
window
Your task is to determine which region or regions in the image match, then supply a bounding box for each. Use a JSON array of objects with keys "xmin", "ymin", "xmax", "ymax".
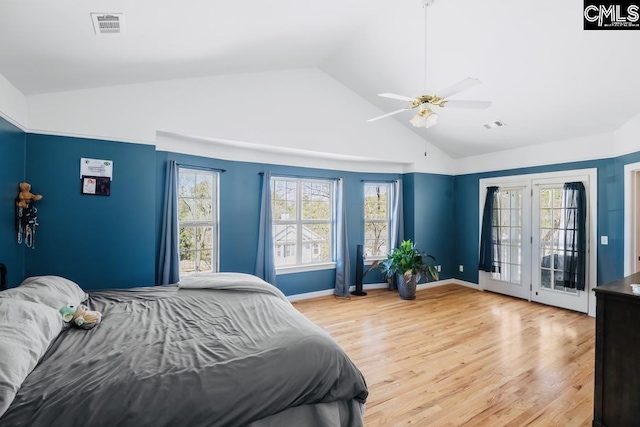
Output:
[
  {"xmin": 178, "ymin": 168, "xmax": 219, "ymax": 275},
  {"xmin": 271, "ymin": 178, "xmax": 334, "ymax": 268},
  {"xmin": 364, "ymin": 183, "xmax": 391, "ymax": 259}
]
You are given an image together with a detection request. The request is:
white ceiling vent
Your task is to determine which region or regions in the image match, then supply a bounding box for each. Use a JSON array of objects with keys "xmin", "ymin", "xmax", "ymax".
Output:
[
  {"xmin": 484, "ymin": 120, "xmax": 506, "ymax": 129},
  {"xmin": 91, "ymin": 13, "xmax": 124, "ymax": 35}
]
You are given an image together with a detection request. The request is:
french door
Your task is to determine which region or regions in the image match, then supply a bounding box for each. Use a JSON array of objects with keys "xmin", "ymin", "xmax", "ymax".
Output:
[
  {"xmin": 481, "ymin": 184, "xmax": 531, "ymax": 300},
  {"xmin": 530, "ymin": 179, "xmax": 589, "ymax": 313},
  {"xmin": 480, "ymin": 172, "xmax": 594, "ymax": 314}
]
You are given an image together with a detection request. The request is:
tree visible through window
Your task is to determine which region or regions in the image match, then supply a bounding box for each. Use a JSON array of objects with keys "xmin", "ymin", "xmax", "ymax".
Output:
[
  {"xmin": 178, "ymin": 168, "xmax": 219, "ymax": 274},
  {"xmin": 364, "ymin": 183, "xmax": 390, "ymax": 258},
  {"xmin": 271, "ymin": 178, "xmax": 334, "ymax": 267}
]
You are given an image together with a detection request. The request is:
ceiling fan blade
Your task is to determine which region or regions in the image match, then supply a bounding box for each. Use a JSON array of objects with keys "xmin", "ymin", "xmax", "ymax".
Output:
[
  {"xmin": 367, "ymin": 108, "xmax": 411, "ymax": 122},
  {"xmin": 441, "ymin": 100, "xmax": 492, "ymax": 109},
  {"xmin": 378, "ymin": 93, "xmax": 415, "ymax": 102},
  {"xmin": 435, "ymin": 78, "xmax": 482, "ymax": 99}
]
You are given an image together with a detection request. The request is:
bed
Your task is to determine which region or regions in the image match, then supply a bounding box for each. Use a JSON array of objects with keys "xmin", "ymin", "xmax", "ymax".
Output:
[{"xmin": 0, "ymin": 273, "xmax": 368, "ymax": 426}]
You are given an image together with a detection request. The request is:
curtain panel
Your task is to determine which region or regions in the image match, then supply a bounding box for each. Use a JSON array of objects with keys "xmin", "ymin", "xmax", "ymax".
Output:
[
  {"xmin": 334, "ymin": 178, "xmax": 351, "ymax": 298},
  {"xmin": 478, "ymin": 186, "xmax": 501, "ymax": 273},
  {"xmin": 255, "ymin": 171, "xmax": 277, "ymax": 286},
  {"xmin": 562, "ymin": 182, "xmax": 586, "ymax": 290},
  {"xmin": 388, "ymin": 180, "xmax": 404, "ymax": 291},
  {"xmin": 157, "ymin": 160, "xmax": 180, "ymax": 285}
]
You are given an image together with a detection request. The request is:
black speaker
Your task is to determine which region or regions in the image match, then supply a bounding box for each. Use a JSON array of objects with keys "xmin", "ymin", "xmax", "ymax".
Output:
[
  {"xmin": 0, "ymin": 263, "xmax": 6, "ymax": 291},
  {"xmin": 351, "ymin": 244, "xmax": 367, "ymax": 296}
]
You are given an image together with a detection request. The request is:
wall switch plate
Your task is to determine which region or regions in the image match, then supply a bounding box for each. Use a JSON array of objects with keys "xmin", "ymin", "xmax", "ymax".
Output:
[
  {"xmin": 601, "ymin": 236, "xmax": 609, "ymax": 245},
  {"xmin": 459, "ymin": 265, "xmax": 464, "ymax": 272},
  {"xmin": 436, "ymin": 265, "xmax": 441, "ymax": 272}
]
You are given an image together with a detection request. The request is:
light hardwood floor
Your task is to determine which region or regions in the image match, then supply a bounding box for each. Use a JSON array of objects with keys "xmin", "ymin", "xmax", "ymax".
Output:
[{"xmin": 293, "ymin": 284, "xmax": 596, "ymax": 426}]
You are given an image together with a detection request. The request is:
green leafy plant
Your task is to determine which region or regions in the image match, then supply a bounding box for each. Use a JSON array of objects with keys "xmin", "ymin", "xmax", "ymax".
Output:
[{"xmin": 379, "ymin": 240, "xmax": 439, "ymax": 283}]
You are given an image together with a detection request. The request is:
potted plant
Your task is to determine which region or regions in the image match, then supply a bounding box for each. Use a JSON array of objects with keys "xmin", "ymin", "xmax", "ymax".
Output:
[{"xmin": 379, "ymin": 240, "xmax": 439, "ymax": 300}]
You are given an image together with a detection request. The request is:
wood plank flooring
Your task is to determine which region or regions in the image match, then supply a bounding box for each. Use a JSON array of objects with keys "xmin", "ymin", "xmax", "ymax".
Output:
[{"xmin": 293, "ymin": 284, "xmax": 596, "ymax": 426}]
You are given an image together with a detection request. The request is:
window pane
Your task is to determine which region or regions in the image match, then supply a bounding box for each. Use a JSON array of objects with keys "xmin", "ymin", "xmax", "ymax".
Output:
[
  {"xmin": 179, "ymin": 173, "xmax": 196, "ymax": 197},
  {"xmin": 303, "ymin": 223, "xmax": 331, "ymax": 263},
  {"xmin": 540, "ymin": 189, "xmax": 551, "ymax": 208},
  {"xmin": 180, "ymin": 226, "xmax": 196, "ymax": 255},
  {"xmin": 552, "ymin": 208, "xmax": 561, "ymax": 229},
  {"xmin": 540, "ymin": 208, "xmax": 552, "ymax": 228},
  {"xmin": 197, "ymin": 226, "xmax": 213, "ymax": 250},
  {"xmin": 198, "ymin": 250, "xmax": 212, "ymax": 272},
  {"xmin": 195, "ymin": 199, "xmax": 212, "ymax": 221},
  {"xmin": 552, "ymin": 189, "xmax": 563, "ymax": 208},
  {"xmin": 364, "ymin": 222, "xmax": 388, "ymax": 258},
  {"xmin": 272, "ymin": 180, "xmax": 297, "ymax": 221},
  {"xmin": 302, "ymin": 182, "xmax": 331, "ymax": 220},
  {"xmin": 273, "ymin": 224, "xmax": 296, "ymax": 266},
  {"xmin": 195, "ymin": 173, "xmax": 212, "ymax": 195},
  {"xmin": 179, "ymin": 198, "xmax": 195, "ymax": 222},
  {"xmin": 180, "ymin": 250, "xmax": 196, "ymax": 274},
  {"xmin": 364, "ymin": 185, "xmax": 389, "ymax": 220}
]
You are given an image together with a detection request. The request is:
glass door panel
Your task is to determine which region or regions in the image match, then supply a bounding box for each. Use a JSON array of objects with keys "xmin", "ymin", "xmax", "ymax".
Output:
[
  {"xmin": 531, "ymin": 181, "xmax": 589, "ymax": 313},
  {"xmin": 481, "ymin": 186, "xmax": 531, "ymax": 300}
]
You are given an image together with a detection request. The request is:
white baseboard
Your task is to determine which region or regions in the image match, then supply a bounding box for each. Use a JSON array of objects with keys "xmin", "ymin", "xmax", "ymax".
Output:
[
  {"xmin": 447, "ymin": 278, "xmax": 481, "ymax": 290},
  {"xmin": 287, "ymin": 279, "xmax": 480, "ymax": 302}
]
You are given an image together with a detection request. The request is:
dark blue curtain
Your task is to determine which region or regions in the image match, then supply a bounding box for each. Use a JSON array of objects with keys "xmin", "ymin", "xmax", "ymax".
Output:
[
  {"xmin": 255, "ymin": 171, "xmax": 277, "ymax": 286},
  {"xmin": 157, "ymin": 160, "xmax": 180, "ymax": 285},
  {"xmin": 562, "ymin": 182, "xmax": 586, "ymax": 290},
  {"xmin": 479, "ymin": 186, "xmax": 501, "ymax": 273}
]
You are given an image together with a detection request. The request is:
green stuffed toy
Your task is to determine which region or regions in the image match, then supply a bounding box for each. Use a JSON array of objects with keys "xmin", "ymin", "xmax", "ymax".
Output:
[
  {"xmin": 59, "ymin": 305, "xmax": 77, "ymax": 323},
  {"xmin": 59, "ymin": 304, "xmax": 102, "ymax": 330}
]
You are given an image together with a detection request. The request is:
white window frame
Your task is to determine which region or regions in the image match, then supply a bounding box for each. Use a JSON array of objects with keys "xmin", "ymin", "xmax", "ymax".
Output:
[
  {"xmin": 363, "ymin": 182, "xmax": 392, "ymax": 261},
  {"xmin": 177, "ymin": 167, "xmax": 220, "ymax": 275},
  {"xmin": 271, "ymin": 177, "xmax": 336, "ymax": 274}
]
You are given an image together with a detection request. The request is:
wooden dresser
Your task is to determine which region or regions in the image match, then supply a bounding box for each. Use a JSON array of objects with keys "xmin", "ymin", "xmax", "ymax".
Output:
[{"xmin": 593, "ymin": 272, "xmax": 640, "ymax": 427}]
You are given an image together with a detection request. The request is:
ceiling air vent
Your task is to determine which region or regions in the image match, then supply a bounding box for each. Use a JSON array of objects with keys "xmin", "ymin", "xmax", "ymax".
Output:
[
  {"xmin": 91, "ymin": 13, "xmax": 124, "ymax": 35},
  {"xmin": 484, "ymin": 120, "xmax": 506, "ymax": 130}
]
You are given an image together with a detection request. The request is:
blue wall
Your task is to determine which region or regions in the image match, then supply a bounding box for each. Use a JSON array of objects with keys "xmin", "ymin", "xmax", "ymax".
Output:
[
  {"xmin": 404, "ymin": 173, "xmax": 455, "ymax": 279},
  {"xmin": 452, "ymin": 157, "xmax": 627, "ymax": 286},
  {"xmin": 24, "ymin": 134, "xmax": 157, "ymax": 290},
  {"xmin": 0, "ymin": 117, "xmax": 25, "ymax": 287},
  {"xmin": 3, "ymin": 128, "xmax": 637, "ymax": 294}
]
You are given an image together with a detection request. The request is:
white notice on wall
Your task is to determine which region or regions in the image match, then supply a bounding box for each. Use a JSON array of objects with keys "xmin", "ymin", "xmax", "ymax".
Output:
[{"xmin": 80, "ymin": 158, "xmax": 113, "ymax": 180}]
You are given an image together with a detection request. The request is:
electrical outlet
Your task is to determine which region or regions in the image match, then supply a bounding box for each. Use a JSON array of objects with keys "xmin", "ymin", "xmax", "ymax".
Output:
[
  {"xmin": 459, "ymin": 265, "xmax": 464, "ymax": 272},
  {"xmin": 436, "ymin": 265, "xmax": 441, "ymax": 272}
]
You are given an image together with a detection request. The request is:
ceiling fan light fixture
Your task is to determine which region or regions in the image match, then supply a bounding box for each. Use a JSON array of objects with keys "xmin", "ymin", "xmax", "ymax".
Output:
[{"xmin": 410, "ymin": 108, "xmax": 438, "ymax": 128}]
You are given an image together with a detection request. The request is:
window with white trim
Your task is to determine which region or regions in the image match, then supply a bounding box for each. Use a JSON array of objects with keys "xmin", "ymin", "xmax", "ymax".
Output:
[
  {"xmin": 271, "ymin": 178, "xmax": 334, "ymax": 268},
  {"xmin": 178, "ymin": 168, "xmax": 219, "ymax": 275},
  {"xmin": 364, "ymin": 182, "xmax": 391, "ymax": 259}
]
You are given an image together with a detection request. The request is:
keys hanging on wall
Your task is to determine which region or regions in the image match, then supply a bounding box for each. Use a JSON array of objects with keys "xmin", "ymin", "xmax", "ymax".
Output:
[{"xmin": 16, "ymin": 204, "xmax": 38, "ymax": 249}]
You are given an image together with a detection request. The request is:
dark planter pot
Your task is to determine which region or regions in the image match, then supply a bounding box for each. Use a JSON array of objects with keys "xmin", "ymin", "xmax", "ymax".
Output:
[{"xmin": 397, "ymin": 273, "xmax": 418, "ymax": 300}]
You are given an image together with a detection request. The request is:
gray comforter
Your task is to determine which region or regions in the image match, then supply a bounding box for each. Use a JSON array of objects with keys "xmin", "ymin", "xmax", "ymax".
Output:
[{"xmin": 0, "ymin": 282, "xmax": 368, "ymax": 426}]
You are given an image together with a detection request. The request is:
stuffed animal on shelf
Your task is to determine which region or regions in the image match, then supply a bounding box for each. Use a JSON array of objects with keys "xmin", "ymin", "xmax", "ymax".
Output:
[
  {"xmin": 59, "ymin": 304, "xmax": 102, "ymax": 330},
  {"xmin": 16, "ymin": 182, "xmax": 43, "ymax": 208}
]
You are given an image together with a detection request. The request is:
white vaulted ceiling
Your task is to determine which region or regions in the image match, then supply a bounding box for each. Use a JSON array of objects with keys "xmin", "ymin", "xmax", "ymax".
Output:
[{"xmin": 0, "ymin": 0, "xmax": 639, "ymax": 161}]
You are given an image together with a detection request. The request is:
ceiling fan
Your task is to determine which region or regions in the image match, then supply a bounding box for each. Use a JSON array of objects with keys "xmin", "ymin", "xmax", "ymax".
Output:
[
  {"xmin": 367, "ymin": 0, "xmax": 491, "ymax": 128},
  {"xmin": 367, "ymin": 78, "xmax": 492, "ymax": 128}
]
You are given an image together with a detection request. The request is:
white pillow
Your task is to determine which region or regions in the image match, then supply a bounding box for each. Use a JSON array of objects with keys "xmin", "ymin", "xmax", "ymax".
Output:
[
  {"xmin": 0, "ymin": 276, "xmax": 87, "ymax": 310},
  {"xmin": 0, "ymin": 298, "xmax": 63, "ymax": 417}
]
